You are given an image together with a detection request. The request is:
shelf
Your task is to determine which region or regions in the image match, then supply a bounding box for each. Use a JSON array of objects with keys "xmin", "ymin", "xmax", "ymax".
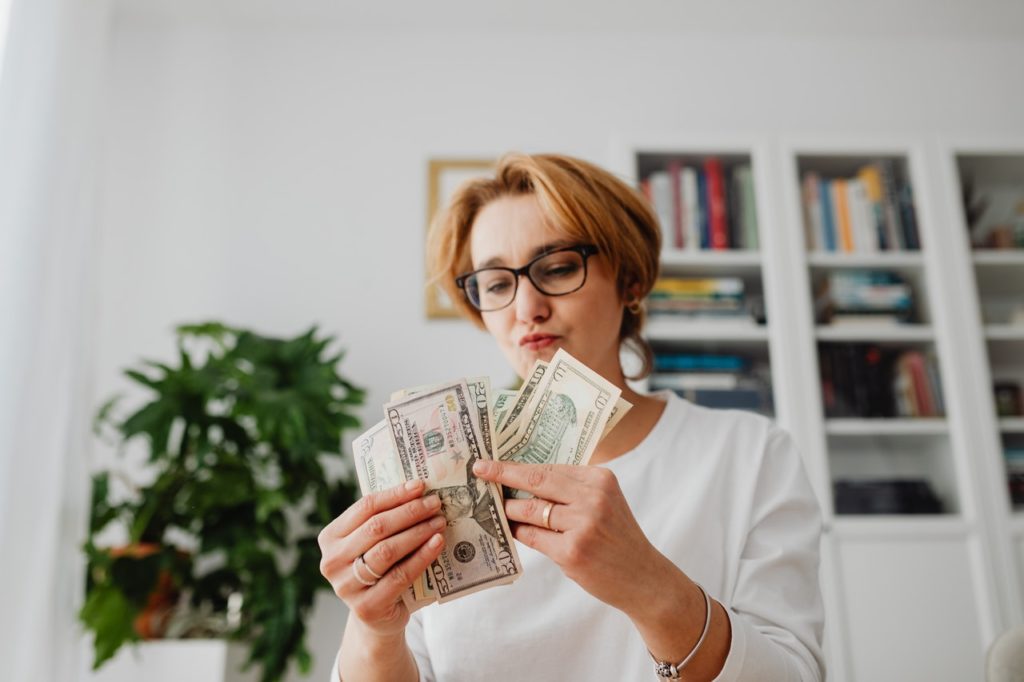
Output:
[
  {"xmin": 807, "ymin": 251, "xmax": 924, "ymax": 269},
  {"xmin": 972, "ymin": 250, "xmax": 1024, "ymax": 267},
  {"xmin": 985, "ymin": 325, "xmax": 1024, "ymax": 341},
  {"xmin": 829, "ymin": 515, "xmax": 970, "ymax": 541},
  {"xmin": 825, "ymin": 418, "xmax": 949, "ymax": 436},
  {"xmin": 816, "ymin": 324, "xmax": 934, "ymax": 343},
  {"xmin": 659, "ymin": 249, "xmax": 762, "ymax": 274},
  {"xmin": 645, "ymin": 317, "xmax": 769, "ymax": 342},
  {"xmin": 1001, "ymin": 418, "xmax": 1024, "ymax": 434}
]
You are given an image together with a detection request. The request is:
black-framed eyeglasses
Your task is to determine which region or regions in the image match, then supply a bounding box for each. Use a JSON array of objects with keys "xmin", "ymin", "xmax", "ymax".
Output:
[{"xmin": 455, "ymin": 244, "xmax": 600, "ymax": 312}]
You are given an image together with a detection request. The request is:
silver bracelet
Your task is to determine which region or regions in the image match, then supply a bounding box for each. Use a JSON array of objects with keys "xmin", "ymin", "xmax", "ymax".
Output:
[{"xmin": 648, "ymin": 582, "xmax": 712, "ymax": 680}]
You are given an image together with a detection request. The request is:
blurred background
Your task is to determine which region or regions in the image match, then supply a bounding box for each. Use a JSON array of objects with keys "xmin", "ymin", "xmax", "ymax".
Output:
[{"xmin": 2, "ymin": 1, "xmax": 1024, "ymax": 681}]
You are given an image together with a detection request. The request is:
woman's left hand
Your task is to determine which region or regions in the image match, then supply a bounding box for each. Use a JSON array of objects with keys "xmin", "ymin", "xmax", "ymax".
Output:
[{"xmin": 472, "ymin": 458, "xmax": 677, "ymax": 615}]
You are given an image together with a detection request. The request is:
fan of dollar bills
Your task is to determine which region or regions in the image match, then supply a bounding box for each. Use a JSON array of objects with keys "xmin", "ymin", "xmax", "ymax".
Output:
[{"xmin": 351, "ymin": 348, "xmax": 632, "ymax": 606}]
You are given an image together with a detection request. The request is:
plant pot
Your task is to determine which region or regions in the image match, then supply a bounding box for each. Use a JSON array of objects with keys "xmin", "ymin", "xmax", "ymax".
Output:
[{"xmin": 87, "ymin": 640, "xmax": 259, "ymax": 682}]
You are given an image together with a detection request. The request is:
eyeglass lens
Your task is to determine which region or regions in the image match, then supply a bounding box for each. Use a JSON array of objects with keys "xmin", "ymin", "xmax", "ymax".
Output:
[{"xmin": 468, "ymin": 249, "xmax": 588, "ymax": 311}]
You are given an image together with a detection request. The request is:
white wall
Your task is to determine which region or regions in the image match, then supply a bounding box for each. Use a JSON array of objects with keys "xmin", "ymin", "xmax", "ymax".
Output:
[{"xmin": 93, "ymin": 8, "xmax": 1024, "ymax": 680}]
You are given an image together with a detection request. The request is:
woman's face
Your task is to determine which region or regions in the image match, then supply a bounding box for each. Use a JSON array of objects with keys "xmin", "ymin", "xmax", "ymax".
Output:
[{"xmin": 468, "ymin": 194, "xmax": 625, "ymax": 382}]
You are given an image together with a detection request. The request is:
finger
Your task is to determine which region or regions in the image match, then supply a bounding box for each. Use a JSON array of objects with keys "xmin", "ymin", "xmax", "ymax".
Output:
[
  {"xmin": 369, "ymin": 532, "xmax": 445, "ymax": 605},
  {"xmin": 349, "ymin": 493, "xmax": 443, "ymax": 559},
  {"xmin": 363, "ymin": 514, "xmax": 448, "ymax": 577},
  {"xmin": 472, "ymin": 460, "xmax": 578, "ymax": 503},
  {"xmin": 322, "ymin": 480, "xmax": 425, "ymax": 540},
  {"xmin": 504, "ymin": 497, "xmax": 573, "ymax": 532},
  {"xmin": 510, "ymin": 521, "xmax": 562, "ymax": 558}
]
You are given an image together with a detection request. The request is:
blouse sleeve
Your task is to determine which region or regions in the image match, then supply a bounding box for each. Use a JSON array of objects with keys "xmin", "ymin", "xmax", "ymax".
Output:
[
  {"xmin": 713, "ymin": 426, "xmax": 826, "ymax": 681},
  {"xmin": 405, "ymin": 609, "xmax": 436, "ymax": 682}
]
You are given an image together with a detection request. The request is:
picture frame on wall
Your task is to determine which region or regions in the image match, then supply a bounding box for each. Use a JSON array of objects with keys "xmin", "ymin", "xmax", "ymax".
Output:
[{"xmin": 426, "ymin": 158, "xmax": 496, "ymax": 319}]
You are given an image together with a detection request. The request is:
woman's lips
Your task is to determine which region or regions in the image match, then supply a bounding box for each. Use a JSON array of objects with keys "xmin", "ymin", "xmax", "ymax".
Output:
[{"xmin": 519, "ymin": 334, "xmax": 560, "ymax": 351}]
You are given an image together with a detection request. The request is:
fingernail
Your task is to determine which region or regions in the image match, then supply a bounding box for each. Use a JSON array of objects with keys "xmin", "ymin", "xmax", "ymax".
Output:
[
  {"xmin": 425, "ymin": 494, "xmax": 441, "ymax": 509},
  {"xmin": 473, "ymin": 460, "xmax": 493, "ymax": 476},
  {"xmin": 405, "ymin": 480, "xmax": 421, "ymax": 491},
  {"xmin": 429, "ymin": 533, "xmax": 444, "ymax": 547},
  {"xmin": 430, "ymin": 516, "xmax": 446, "ymax": 530}
]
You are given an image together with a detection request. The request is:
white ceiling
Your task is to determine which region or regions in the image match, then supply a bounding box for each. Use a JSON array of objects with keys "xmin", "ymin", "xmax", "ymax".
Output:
[{"xmin": 115, "ymin": 0, "xmax": 1024, "ymax": 39}]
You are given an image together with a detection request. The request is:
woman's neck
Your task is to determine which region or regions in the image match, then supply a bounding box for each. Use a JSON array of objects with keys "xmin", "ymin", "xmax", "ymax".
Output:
[{"xmin": 589, "ymin": 386, "xmax": 666, "ymax": 466}]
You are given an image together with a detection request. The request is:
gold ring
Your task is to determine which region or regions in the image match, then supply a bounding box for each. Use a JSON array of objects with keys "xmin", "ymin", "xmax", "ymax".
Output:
[{"xmin": 541, "ymin": 500, "xmax": 555, "ymax": 530}]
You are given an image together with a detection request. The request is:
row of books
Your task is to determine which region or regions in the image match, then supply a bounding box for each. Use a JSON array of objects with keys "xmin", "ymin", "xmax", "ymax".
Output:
[
  {"xmin": 641, "ymin": 159, "xmax": 759, "ymax": 252},
  {"xmin": 649, "ymin": 352, "xmax": 773, "ymax": 414},
  {"xmin": 648, "ymin": 277, "xmax": 754, "ymax": 322},
  {"xmin": 820, "ymin": 345, "xmax": 945, "ymax": 418},
  {"xmin": 813, "ymin": 270, "xmax": 915, "ymax": 325},
  {"xmin": 801, "ymin": 160, "xmax": 920, "ymax": 252},
  {"xmin": 834, "ymin": 479, "xmax": 943, "ymax": 514}
]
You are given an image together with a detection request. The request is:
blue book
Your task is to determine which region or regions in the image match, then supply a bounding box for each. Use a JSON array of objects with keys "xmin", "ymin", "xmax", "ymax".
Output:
[
  {"xmin": 819, "ymin": 178, "xmax": 836, "ymax": 252},
  {"xmin": 653, "ymin": 354, "xmax": 747, "ymax": 372}
]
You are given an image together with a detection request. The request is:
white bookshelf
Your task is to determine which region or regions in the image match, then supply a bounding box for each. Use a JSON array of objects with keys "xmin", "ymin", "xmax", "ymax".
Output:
[{"xmin": 611, "ymin": 133, "xmax": 1024, "ymax": 682}]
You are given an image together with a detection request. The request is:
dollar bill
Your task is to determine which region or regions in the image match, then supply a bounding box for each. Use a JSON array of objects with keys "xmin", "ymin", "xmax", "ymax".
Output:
[
  {"xmin": 384, "ymin": 381, "xmax": 522, "ymax": 603},
  {"xmin": 496, "ymin": 349, "xmax": 621, "ymax": 498},
  {"xmin": 496, "ymin": 360, "xmax": 549, "ymax": 449},
  {"xmin": 599, "ymin": 396, "xmax": 634, "ymax": 441},
  {"xmin": 351, "ymin": 420, "xmax": 426, "ymax": 607},
  {"xmin": 491, "ymin": 389, "xmax": 518, "ymax": 433}
]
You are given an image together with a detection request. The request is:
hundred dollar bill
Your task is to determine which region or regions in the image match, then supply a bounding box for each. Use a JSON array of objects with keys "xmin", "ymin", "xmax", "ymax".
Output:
[
  {"xmin": 384, "ymin": 381, "xmax": 522, "ymax": 603},
  {"xmin": 496, "ymin": 349, "xmax": 621, "ymax": 498},
  {"xmin": 351, "ymin": 420, "xmax": 426, "ymax": 607}
]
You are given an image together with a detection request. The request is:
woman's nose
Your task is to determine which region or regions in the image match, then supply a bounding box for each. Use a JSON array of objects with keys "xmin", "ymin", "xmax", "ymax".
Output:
[{"xmin": 514, "ymin": 275, "xmax": 551, "ymax": 323}]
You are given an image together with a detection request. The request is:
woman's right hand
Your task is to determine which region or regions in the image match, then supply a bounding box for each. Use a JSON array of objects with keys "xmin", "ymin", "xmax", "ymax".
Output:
[{"xmin": 318, "ymin": 479, "xmax": 447, "ymax": 638}]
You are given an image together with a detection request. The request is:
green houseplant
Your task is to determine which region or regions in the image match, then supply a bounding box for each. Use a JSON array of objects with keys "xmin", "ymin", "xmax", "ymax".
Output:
[{"xmin": 81, "ymin": 322, "xmax": 364, "ymax": 682}]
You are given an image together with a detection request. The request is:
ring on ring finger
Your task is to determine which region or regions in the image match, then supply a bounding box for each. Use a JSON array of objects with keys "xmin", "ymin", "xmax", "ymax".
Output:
[
  {"xmin": 541, "ymin": 500, "xmax": 555, "ymax": 530},
  {"xmin": 352, "ymin": 554, "xmax": 383, "ymax": 587}
]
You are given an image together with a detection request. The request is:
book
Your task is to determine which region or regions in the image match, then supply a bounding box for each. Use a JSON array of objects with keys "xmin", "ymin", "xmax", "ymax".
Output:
[
  {"xmin": 819, "ymin": 177, "xmax": 837, "ymax": 251},
  {"xmin": 649, "ymin": 373, "xmax": 741, "ymax": 391},
  {"xmin": 802, "ymin": 172, "xmax": 823, "ymax": 251},
  {"xmin": 669, "ymin": 162, "xmax": 684, "ymax": 249},
  {"xmin": 736, "ymin": 165, "xmax": 759, "ymax": 250},
  {"xmin": 654, "ymin": 353, "xmax": 748, "ymax": 372},
  {"xmin": 833, "ymin": 179, "xmax": 854, "ymax": 252},
  {"xmin": 705, "ymin": 158, "xmax": 728, "ymax": 249},
  {"xmin": 857, "ymin": 164, "xmax": 889, "ymax": 250},
  {"xmin": 649, "ymin": 171, "xmax": 676, "ymax": 253},
  {"xmin": 697, "ymin": 168, "xmax": 710, "ymax": 249},
  {"xmin": 682, "ymin": 167, "xmax": 700, "ymax": 252}
]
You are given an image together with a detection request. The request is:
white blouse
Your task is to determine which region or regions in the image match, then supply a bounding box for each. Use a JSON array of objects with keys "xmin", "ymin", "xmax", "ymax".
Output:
[{"xmin": 336, "ymin": 392, "xmax": 825, "ymax": 681}]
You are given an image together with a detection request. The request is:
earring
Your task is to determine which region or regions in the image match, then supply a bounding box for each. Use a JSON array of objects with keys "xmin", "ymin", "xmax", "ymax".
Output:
[{"xmin": 626, "ymin": 297, "xmax": 643, "ymax": 315}]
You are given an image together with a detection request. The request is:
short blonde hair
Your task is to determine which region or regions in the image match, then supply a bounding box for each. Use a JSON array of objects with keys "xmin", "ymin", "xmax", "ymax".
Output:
[{"xmin": 427, "ymin": 152, "xmax": 662, "ymax": 378}]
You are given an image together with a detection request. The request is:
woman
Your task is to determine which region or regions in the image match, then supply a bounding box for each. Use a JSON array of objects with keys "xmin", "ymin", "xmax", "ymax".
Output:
[{"xmin": 319, "ymin": 153, "xmax": 825, "ymax": 681}]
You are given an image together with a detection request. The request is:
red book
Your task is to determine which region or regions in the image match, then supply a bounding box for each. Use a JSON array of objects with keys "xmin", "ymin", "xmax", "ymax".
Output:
[
  {"xmin": 705, "ymin": 158, "xmax": 728, "ymax": 249},
  {"xmin": 906, "ymin": 352, "xmax": 935, "ymax": 416},
  {"xmin": 669, "ymin": 162, "xmax": 684, "ymax": 249}
]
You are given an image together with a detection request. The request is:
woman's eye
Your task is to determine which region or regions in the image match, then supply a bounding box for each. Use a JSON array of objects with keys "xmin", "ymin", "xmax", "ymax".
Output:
[
  {"xmin": 543, "ymin": 263, "xmax": 580, "ymax": 278},
  {"xmin": 486, "ymin": 281, "xmax": 512, "ymax": 294}
]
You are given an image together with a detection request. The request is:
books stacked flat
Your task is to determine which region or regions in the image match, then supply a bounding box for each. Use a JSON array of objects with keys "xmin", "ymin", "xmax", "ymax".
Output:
[
  {"xmin": 820, "ymin": 344, "xmax": 945, "ymax": 418},
  {"xmin": 801, "ymin": 160, "xmax": 920, "ymax": 252},
  {"xmin": 648, "ymin": 277, "xmax": 751, "ymax": 322},
  {"xmin": 815, "ymin": 270, "xmax": 915, "ymax": 325},
  {"xmin": 641, "ymin": 159, "xmax": 758, "ymax": 252},
  {"xmin": 650, "ymin": 352, "xmax": 773, "ymax": 414}
]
